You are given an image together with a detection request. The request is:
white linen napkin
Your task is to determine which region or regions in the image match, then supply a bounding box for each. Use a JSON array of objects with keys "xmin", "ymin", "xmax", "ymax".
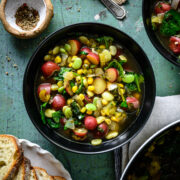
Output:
[{"xmin": 122, "ymin": 95, "xmax": 180, "ymax": 171}]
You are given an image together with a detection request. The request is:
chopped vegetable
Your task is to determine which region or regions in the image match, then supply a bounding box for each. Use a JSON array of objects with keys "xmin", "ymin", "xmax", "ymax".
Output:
[
  {"xmin": 40, "ymin": 102, "xmax": 47, "ymax": 124},
  {"xmin": 96, "ymin": 36, "xmax": 114, "ymax": 48}
]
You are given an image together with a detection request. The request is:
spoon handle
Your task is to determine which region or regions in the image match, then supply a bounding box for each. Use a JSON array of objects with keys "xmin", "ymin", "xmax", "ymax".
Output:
[{"xmin": 101, "ymin": 0, "xmax": 126, "ymax": 20}]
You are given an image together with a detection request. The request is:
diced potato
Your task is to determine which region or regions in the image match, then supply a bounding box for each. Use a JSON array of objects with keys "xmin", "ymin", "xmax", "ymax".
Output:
[
  {"xmin": 109, "ymin": 45, "xmax": 117, "ymax": 56},
  {"xmin": 102, "ymin": 91, "xmax": 114, "ymax": 101},
  {"xmin": 91, "ymin": 139, "xmax": 102, "ymax": 146},
  {"xmin": 96, "ymin": 116, "xmax": 106, "ymax": 124}
]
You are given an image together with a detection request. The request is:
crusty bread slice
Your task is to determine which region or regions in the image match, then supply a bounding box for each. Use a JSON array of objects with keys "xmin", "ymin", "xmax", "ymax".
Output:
[
  {"xmin": 29, "ymin": 167, "xmax": 38, "ymax": 180},
  {"xmin": 34, "ymin": 167, "xmax": 54, "ymax": 180},
  {"xmin": 0, "ymin": 135, "xmax": 23, "ymax": 180},
  {"xmin": 53, "ymin": 176, "xmax": 66, "ymax": 180},
  {"xmin": 13, "ymin": 157, "xmax": 31, "ymax": 180}
]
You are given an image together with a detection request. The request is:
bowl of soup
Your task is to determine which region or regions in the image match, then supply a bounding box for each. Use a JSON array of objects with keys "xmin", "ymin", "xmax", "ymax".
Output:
[
  {"xmin": 120, "ymin": 119, "xmax": 180, "ymax": 180},
  {"xmin": 23, "ymin": 23, "xmax": 156, "ymax": 154},
  {"xmin": 143, "ymin": 0, "xmax": 180, "ymax": 66}
]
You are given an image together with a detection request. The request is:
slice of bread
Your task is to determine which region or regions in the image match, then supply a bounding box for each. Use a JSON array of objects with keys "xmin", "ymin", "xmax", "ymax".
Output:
[
  {"xmin": 0, "ymin": 135, "xmax": 23, "ymax": 180},
  {"xmin": 13, "ymin": 157, "xmax": 31, "ymax": 180},
  {"xmin": 53, "ymin": 176, "xmax": 66, "ymax": 180},
  {"xmin": 29, "ymin": 167, "xmax": 38, "ymax": 180},
  {"xmin": 34, "ymin": 167, "xmax": 54, "ymax": 180}
]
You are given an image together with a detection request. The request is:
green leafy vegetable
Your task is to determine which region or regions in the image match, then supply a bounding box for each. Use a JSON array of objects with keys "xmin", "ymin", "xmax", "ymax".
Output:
[
  {"xmin": 105, "ymin": 59, "xmax": 124, "ymax": 76},
  {"xmin": 47, "ymin": 119, "xmax": 60, "ymax": 129},
  {"xmin": 54, "ymin": 67, "xmax": 72, "ymax": 81},
  {"xmin": 134, "ymin": 74, "xmax": 144, "ymax": 92},
  {"xmin": 80, "ymin": 51, "xmax": 88, "ymax": 55},
  {"xmin": 160, "ymin": 10, "xmax": 180, "ymax": 36},
  {"xmin": 71, "ymin": 102, "xmax": 85, "ymax": 121},
  {"xmin": 96, "ymin": 36, "xmax": 114, "ymax": 48},
  {"xmin": 52, "ymin": 111, "xmax": 64, "ymax": 123},
  {"xmin": 40, "ymin": 102, "xmax": 47, "ymax": 124},
  {"xmin": 76, "ymin": 78, "xmax": 84, "ymax": 94},
  {"xmin": 120, "ymin": 101, "xmax": 128, "ymax": 108},
  {"xmin": 126, "ymin": 83, "xmax": 137, "ymax": 92},
  {"xmin": 70, "ymin": 80, "xmax": 75, "ymax": 88}
]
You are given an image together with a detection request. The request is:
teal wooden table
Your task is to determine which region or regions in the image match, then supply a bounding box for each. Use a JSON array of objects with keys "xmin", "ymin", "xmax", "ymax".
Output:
[{"xmin": 0, "ymin": 0, "xmax": 180, "ymax": 179}]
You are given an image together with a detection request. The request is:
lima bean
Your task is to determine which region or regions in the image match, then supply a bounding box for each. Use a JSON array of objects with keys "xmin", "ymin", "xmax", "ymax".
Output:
[
  {"xmin": 72, "ymin": 57, "xmax": 82, "ymax": 69},
  {"xmin": 122, "ymin": 74, "xmax": 135, "ymax": 83}
]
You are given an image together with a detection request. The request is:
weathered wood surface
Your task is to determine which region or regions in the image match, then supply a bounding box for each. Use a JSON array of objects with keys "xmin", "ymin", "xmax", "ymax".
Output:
[{"xmin": 0, "ymin": 0, "xmax": 180, "ymax": 179}]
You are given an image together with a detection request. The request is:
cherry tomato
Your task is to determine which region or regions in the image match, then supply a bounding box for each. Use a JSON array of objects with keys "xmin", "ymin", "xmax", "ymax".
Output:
[
  {"xmin": 126, "ymin": 97, "xmax": 140, "ymax": 109},
  {"xmin": 51, "ymin": 94, "xmax": 66, "ymax": 110},
  {"xmin": 169, "ymin": 36, "xmax": 180, "ymax": 54},
  {"xmin": 60, "ymin": 118, "xmax": 67, "ymax": 126},
  {"xmin": 94, "ymin": 123, "xmax": 109, "ymax": 138},
  {"xmin": 73, "ymin": 128, "xmax": 88, "ymax": 137},
  {"xmin": 37, "ymin": 83, "xmax": 51, "ymax": 95},
  {"xmin": 84, "ymin": 116, "xmax": 97, "ymax": 130},
  {"xmin": 155, "ymin": 2, "xmax": 171, "ymax": 14}
]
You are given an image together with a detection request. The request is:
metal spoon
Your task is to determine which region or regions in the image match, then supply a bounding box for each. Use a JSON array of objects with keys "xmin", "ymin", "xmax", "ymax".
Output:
[{"xmin": 100, "ymin": 0, "xmax": 126, "ymax": 20}]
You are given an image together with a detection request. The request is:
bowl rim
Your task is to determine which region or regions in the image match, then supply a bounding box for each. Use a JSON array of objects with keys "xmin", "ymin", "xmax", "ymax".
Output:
[
  {"xmin": 23, "ymin": 22, "xmax": 156, "ymax": 154},
  {"xmin": 120, "ymin": 119, "xmax": 180, "ymax": 180},
  {"xmin": 142, "ymin": 0, "xmax": 180, "ymax": 67}
]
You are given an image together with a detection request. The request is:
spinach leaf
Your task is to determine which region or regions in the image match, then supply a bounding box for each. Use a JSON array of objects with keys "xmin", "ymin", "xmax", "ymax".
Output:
[
  {"xmin": 52, "ymin": 111, "xmax": 64, "ymax": 123},
  {"xmin": 126, "ymin": 83, "xmax": 137, "ymax": 92},
  {"xmin": 96, "ymin": 36, "xmax": 114, "ymax": 48},
  {"xmin": 105, "ymin": 59, "xmax": 124, "ymax": 76},
  {"xmin": 160, "ymin": 10, "xmax": 180, "ymax": 36},
  {"xmin": 54, "ymin": 67, "xmax": 72, "ymax": 81},
  {"xmin": 134, "ymin": 74, "xmax": 144, "ymax": 92},
  {"xmin": 76, "ymin": 78, "xmax": 84, "ymax": 94},
  {"xmin": 70, "ymin": 80, "xmax": 75, "ymax": 88},
  {"xmin": 47, "ymin": 119, "xmax": 60, "ymax": 129},
  {"xmin": 40, "ymin": 102, "xmax": 47, "ymax": 124},
  {"xmin": 71, "ymin": 102, "xmax": 85, "ymax": 121},
  {"xmin": 120, "ymin": 101, "xmax": 128, "ymax": 108}
]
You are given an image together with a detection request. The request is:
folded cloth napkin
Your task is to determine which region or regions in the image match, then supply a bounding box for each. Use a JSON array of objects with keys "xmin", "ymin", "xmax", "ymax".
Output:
[{"xmin": 121, "ymin": 95, "xmax": 180, "ymax": 171}]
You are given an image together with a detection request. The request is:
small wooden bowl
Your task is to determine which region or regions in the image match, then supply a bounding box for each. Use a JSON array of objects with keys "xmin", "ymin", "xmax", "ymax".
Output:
[{"xmin": 0, "ymin": 0, "xmax": 53, "ymax": 39}]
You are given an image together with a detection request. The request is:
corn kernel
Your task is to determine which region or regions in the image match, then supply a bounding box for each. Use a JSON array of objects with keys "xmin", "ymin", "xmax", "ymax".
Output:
[
  {"xmin": 120, "ymin": 88, "xmax": 125, "ymax": 94},
  {"xmin": 79, "ymin": 94, "xmax": 85, "ymax": 100},
  {"xmin": 83, "ymin": 78, "xmax": 88, "ymax": 87},
  {"xmin": 83, "ymin": 69, "xmax": 88, "ymax": 74},
  {"xmin": 101, "ymin": 110, "xmax": 106, "ymax": 116},
  {"xmin": 81, "ymin": 107, "xmax": 87, "ymax": 113},
  {"xmin": 105, "ymin": 118, "xmax": 111, "ymax": 125},
  {"xmin": 51, "ymin": 84, "xmax": 59, "ymax": 91},
  {"xmin": 76, "ymin": 76, "xmax": 82, "ymax": 83},
  {"xmin": 39, "ymin": 90, "xmax": 50, "ymax": 102},
  {"xmin": 57, "ymin": 81, "xmax": 63, "ymax": 87},
  {"xmin": 68, "ymin": 63, "xmax": 73, "ymax": 67},
  {"xmin": 102, "ymin": 99, "xmax": 108, "ymax": 106},
  {"xmin": 87, "ymin": 110, "xmax": 93, "ymax": 115},
  {"xmin": 72, "ymin": 86, "xmax": 78, "ymax": 93},
  {"xmin": 67, "ymin": 99, "xmax": 73, "ymax": 105},
  {"xmin": 77, "ymin": 69, "xmax": 83, "ymax": 75},
  {"xmin": 84, "ymin": 59, "xmax": 90, "ymax": 64},
  {"xmin": 87, "ymin": 90, "xmax": 94, "ymax": 97},
  {"xmin": 115, "ymin": 112, "xmax": 122, "ymax": 118},
  {"xmin": 54, "ymin": 56, "xmax": 62, "ymax": 63},
  {"xmin": 118, "ymin": 83, "xmax": 124, "ymax": 88},
  {"xmin": 88, "ymin": 86, "xmax": 95, "ymax": 91},
  {"xmin": 99, "ymin": 45, "xmax": 106, "ymax": 49},
  {"xmin": 111, "ymin": 116, "xmax": 118, "ymax": 122},
  {"xmin": 87, "ymin": 77, "xmax": 93, "ymax": 85}
]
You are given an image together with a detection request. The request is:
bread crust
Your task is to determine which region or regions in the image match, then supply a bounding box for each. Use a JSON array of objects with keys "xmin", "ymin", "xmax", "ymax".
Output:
[
  {"xmin": 30, "ymin": 167, "xmax": 38, "ymax": 180},
  {"xmin": 34, "ymin": 167, "xmax": 54, "ymax": 180},
  {"xmin": 24, "ymin": 158, "xmax": 31, "ymax": 180},
  {"xmin": 53, "ymin": 176, "xmax": 66, "ymax": 180},
  {"xmin": 0, "ymin": 135, "xmax": 23, "ymax": 180}
]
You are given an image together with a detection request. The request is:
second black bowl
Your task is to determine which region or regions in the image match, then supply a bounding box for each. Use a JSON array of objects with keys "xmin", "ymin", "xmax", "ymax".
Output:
[{"xmin": 23, "ymin": 23, "xmax": 156, "ymax": 154}]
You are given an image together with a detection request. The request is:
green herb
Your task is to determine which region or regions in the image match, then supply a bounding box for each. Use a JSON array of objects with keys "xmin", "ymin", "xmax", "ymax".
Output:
[
  {"xmin": 134, "ymin": 74, "xmax": 144, "ymax": 92},
  {"xmin": 54, "ymin": 67, "xmax": 72, "ymax": 81},
  {"xmin": 126, "ymin": 83, "xmax": 137, "ymax": 92},
  {"xmin": 52, "ymin": 111, "xmax": 64, "ymax": 123},
  {"xmin": 160, "ymin": 10, "xmax": 180, "ymax": 36},
  {"xmin": 40, "ymin": 102, "xmax": 47, "ymax": 124},
  {"xmin": 98, "ymin": 127, "xmax": 104, "ymax": 133},
  {"xmin": 105, "ymin": 59, "xmax": 124, "ymax": 76},
  {"xmin": 47, "ymin": 119, "xmax": 60, "ymax": 129},
  {"xmin": 96, "ymin": 36, "xmax": 114, "ymax": 48},
  {"xmin": 76, "ymin": 78, "xmax": 84, "ymax": 94},
  {"xmin": 120, "ymin": 101, "xmax": 128, "ymax": 108},
  {"xmin": 80, "ymin": 51, "xmax": 88, "ymax": 55},
  {"xmin": 70, "ymin": 80, "xmax": 75, "ymax": 88},
  {"xmin": 71, "ymin": 102, "xmax": 81, "ymax": 116}
]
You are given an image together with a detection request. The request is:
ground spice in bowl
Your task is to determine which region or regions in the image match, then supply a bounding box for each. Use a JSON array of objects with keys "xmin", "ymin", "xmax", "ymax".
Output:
[{"xmin": 15, "ymin": 3, "xmax": 40, "ymax": 31}]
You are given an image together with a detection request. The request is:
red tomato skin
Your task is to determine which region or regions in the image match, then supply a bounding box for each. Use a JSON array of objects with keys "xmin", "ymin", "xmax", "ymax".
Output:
[
  {"xmin": 73, "ymin": 128, "xmax": 88, "ymax": 137},
  {"xmin": 51, "ymin": 94, "xmax": 66, "ymax": 111},
  {"xmin": 84, "ymin": 116, "xmax": 97, "ymax": 130},
  {"xmin": 169, "ymin": 36, "xmax": 180, "ymax": 54},
  {"xmin": 37, "ymin": 83, "xmax": 51, "ymax": 95},
  {"xmin": 155, "ymin": 2, "xmax": 171, "ymax": 14},
  {"xmin": 94, "ymin": 123, "xmax": 109, "ymax": 138}
]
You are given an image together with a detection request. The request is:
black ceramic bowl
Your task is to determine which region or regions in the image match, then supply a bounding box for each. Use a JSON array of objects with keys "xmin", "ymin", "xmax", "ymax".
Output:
[
  {"xmin": 120, "ymin": 119, "xmax": 180, "ymax": 180},
  {"xmin": 23, "ymin": 23, "xmax": 156, "ymax": 154},
  {"xmin": 142, "ymin": 0, "xmax": 180, "ymax": 67}
]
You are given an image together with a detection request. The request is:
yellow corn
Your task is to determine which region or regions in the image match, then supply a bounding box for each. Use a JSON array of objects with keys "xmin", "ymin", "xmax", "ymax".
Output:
[
  {"xmin": 67, "ymin": 99, "xmax": 73, "ymax": 105},
  {"xmin": 87, "ymin": 110, "xmax": 93, "ymax": 115},
  {"xmin": 68, "ymin": 63, "xmax": 72, "ymax": 67},
  {"xmin": 105, "ymin": 118, "xmax": 111, "ymax": 125},
  {"xmin": 83, "ymin": 69, "xmax": 88, "ymax": 74},
  {"xmin": 72, "ymin": 86, "xmax": 78, "ymax": 93},
  {"xmin": 101, "ymin": 110, "xmax": 106, "ymax": 116},
  {"xmin": 99, "ymin": 45, "xmax": 106, "ymax": 49},
  {"xmin": 118, "ymin": 83, "xmax": 124, "ymax": 88},
  {"xmin": 57, "ymin": 81, "xmax": 63, "ymax": 87},
  {"xmin": 79, "ymin": 94, "xmax": 85, "ymax": 100},
  {"xmin": 87, "ymin": 77, "xmax": 93, "ymax": 85},
  {"xmin": 48, "ymin": 50, "xmax": 53, "ymax": 54},
  {"xmin": 81, "ymin": 107, "xmax": 87, "ymax": 113},
  {"xmin": 84, "ymin": 59, "xmax": 90, "ymax": 64},
  {"xmin": 111, "ymin": 116, "xmax": 117, "ymax": 121},
  {"xmin": 51, "ymin": 84, "xmax": 59, "ymax": 91},
  {"xmin": 39, "ymin": 90, "xmax": 50, "ymax": 102},
  {"xmin": 76, "ymin": 76, "xmax": 82, "ymax": 83},
  {"xmin": 77, "ymin": 69, "xmax": 83, "ymax": 75},
  {"xmin": 120, "ymin": 88, "xmax": 125, "ymax": 94},
  {"xmin": 88, "ymin": 86, "xmax": 95, "ymax": 91},
  {"xmin": 83, "ymin": 77, "xmax": 88, "ymax": 87},
  {"xmin": 54, "ymin": 56, "xmax": 62, "ymax": 63},
  {"xmin": 115, "ymin": 112, "xmax": 122, "ymax": 118},
  {"xmin": 102, "ymin": 99, "xmax": 108, "ymax": 106}
]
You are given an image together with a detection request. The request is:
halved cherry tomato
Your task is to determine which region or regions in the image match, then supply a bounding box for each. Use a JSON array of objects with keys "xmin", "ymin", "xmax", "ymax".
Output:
[
  {"xmin": 169, "ymin": 36, "xmax": 180, "ymax": 54},
  {"xmin": 155, "ymin": 2, "xmax": 171, "ymax": 14},
  {"xmin": 73, "ymin": 128, "xmax": 88, "ymax": 137}
]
